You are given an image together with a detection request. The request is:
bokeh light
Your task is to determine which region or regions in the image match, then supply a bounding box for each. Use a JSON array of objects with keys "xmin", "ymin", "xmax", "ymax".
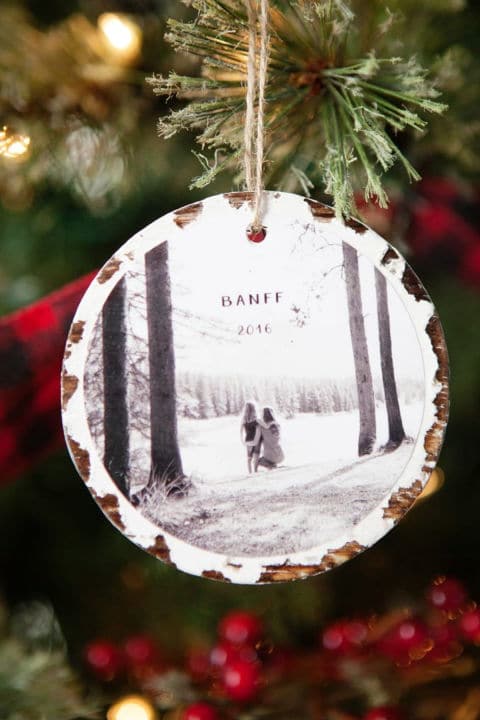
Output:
[
  {"xmin": 107, "ymin": 695, "xmax": 157, "ymax": 720},
  {"xmin": 419, "ymin": 467, "xmax": 445, "ymax": 500},
  {"xmin": 98, "ymin": 13, "xmax": 142, "ymax": 63},
  {"xmin": 0, "ymin": 127, "xmax": 31, "ymax": 161}
]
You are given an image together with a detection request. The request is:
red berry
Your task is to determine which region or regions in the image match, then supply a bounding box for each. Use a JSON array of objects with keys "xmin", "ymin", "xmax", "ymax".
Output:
[
  {"xmin": 218, "ymin": 611, "xmax": 263, "ymax": 646},
  {"xmin": 322, "ymin": 619, "xmax": 368, "ymax": 654},
  {"xmin": 247, "ymin": 227, "xmax": 266, "ymax": 243},
  {"xmin": 124, "ymin": 635, "xmax": 160, "ymax": 666},
  {"xmin": 458, "ymin": 608, "xmax": 480, "ymax": 643},
  {"xmin": 222, "ymin": 659, "xmax": 260, "ymax": 702},
  {"xmin": 426, "ymin": 577, "xmax": 467, "ymax": 613},
  {"xmin": 183, "ymin": 702, "xmax": 219, "ymax": 720},
  {"xmin": 210, "ymin": 641, "xmax": 257, "ymax": 669},
  {"xmin": 363, "ymin": 706, "xmax": 403, "ymax": 720},
  {"xmin": 378, "ymin": 618, "xmax": 430, "ymax": 661},
  {"xmin": 210, "ymin": 642, "xmax": 238, "ymax": 669},
  {"xmin": 84, "ymin": 640, "xmax": 124, "ymax": 681}
]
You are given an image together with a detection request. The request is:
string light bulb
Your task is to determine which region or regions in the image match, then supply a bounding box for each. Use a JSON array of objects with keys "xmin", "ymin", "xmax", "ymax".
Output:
[
  {"xmin": 98, "ymin": 13, "xmax": 142, "ymax": 64},
  {"xmin": 0, "ymin": 127, "xmax": 31, "ymax": 161},
  {"xmin": 107, "ymin": 695, "xmax": 157, "ymax": 720}
]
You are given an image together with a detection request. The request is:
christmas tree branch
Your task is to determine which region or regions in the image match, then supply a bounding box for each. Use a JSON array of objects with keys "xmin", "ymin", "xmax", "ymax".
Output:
[{"xmin": 150, "ymin": 0, "xmax": 447, "ymax": 217}]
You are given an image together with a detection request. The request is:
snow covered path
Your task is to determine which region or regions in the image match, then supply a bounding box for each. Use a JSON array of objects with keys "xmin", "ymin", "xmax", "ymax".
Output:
[
  {"xmin": 177, "ymin": 405, "xmax": 423, "ymax": 483},
  {"xmin": 142, "ymin": 441, "xmax": 415, "ymax": 557}
]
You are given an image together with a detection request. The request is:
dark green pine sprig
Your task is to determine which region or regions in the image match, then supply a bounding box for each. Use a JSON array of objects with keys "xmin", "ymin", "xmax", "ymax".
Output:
[{"xmin": 149, "ymin": 0, "xmax": 447, "ymax": 218}]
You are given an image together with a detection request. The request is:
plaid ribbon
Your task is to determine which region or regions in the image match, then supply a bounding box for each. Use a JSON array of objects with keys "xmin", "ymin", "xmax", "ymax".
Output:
[{"xmin": 0, "ymin": 272, "xmax": 95, "ymax": 484}]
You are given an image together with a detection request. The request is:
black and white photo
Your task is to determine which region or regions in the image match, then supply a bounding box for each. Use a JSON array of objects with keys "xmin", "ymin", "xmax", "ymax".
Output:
[
  {"xmin": 62, "ymin": 192, "xmax": 447, "ymax": 582},
  {"xmin": 81, "ymin": 196, "xmax": 427, "ymax": 558}
]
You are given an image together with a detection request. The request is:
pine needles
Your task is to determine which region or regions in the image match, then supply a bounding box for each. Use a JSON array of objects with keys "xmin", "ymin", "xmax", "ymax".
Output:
[{"xmin": 149, "ymin": 0, "xmax": 447, "ymax": 217}]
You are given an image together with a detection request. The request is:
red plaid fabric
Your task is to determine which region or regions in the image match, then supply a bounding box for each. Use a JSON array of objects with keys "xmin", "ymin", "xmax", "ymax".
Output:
[{"xmin": 0, "ymin": 272, "xmax": 95, "ymax": 484}]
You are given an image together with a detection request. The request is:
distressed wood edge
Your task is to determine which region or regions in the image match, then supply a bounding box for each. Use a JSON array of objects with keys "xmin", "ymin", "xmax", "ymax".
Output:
[
  {"xmin": 64, "ymin": 320, "xmax": 86, "ymax": 359},
  {"xmin": 383, "ymin": 479, "xmax": 424, "ymax": 522},
  {"xmin": 61, "ymin": 371, "xmax": 79, "ymax": 411},
  {"xmin": 174, "ymin": 201, "xmax": 204, "ymax": 228},
  {"xmin": 202, "ymin": 570, "xmax": 232, "ymax": 583},
  {"xmin": 424, "ymin": 312, "xmax": 450, "ymax": 463},
  {"xmin": 223, "ymin": 191, "xmax": 285, "ymax": 211},
  {"xmin": 382, "ymin": 309, "xmax": 449, "ymax": 522},
  {"xmin": 317, "ymin": 540, "xmax": 367, "ymax": 572},
  {"xmin": 91, "ymin": 489, "xmax": 126, "ymax": 532},
  {"xmin": 381, "ymin": 247, "xmax": 401, "ymax": 266},
  {"xmin": 304, "ymin": 198, "xmax": 367, "ymax": 234},
  {"xmin": 147, "ymin": 534, "xmax": 174, "ymax": 566},
  {"xmin": 62, "ymin": 314, "xmax": 86, "ymax": 422},
  {"xmin": 401, "ymin": 264, "xmax": 431, "ymax": 303},
  {"xmin": 65, "ymin": 434, "xmax": 91, "ymax": 482},
  {"xmin": 69, "ymin": 319, "xmax": 85, "ymax": 344},
  {"xmin": 258, "ymin": 541, "xmax": 366, "ymax": 583},
  {"xmin": 224, "ymin": 191, "xmax": 255, "ymax": 209},
  {"xmin": 304, "ymin": 197, "xmax": 335, "ymax": 222},
  {"xmin": 97, "ymin": 257, "xmax": 123, "ymax": 284},
  {"xmin": 258, "ymin": 564, "xmax": 321, "ymax": 583},
  {"xmin": 65, "ymin": 424, "xmax": 177, "ymax": 566}
]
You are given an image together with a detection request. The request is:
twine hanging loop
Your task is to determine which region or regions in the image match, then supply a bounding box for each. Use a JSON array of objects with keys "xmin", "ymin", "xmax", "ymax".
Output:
[{"xmin": 244, "ymin": 0, "xmax": 269, "ymax": 239}]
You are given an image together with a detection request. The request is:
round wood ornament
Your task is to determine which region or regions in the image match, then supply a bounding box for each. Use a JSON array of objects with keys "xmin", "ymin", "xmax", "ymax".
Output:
[{"xmin": 62, "ymin": 192, "xmax": 449, "ymax": 584}]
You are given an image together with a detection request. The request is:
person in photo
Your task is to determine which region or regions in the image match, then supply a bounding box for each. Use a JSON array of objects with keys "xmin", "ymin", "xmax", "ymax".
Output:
[
  {"xmin": 257, "ymin": 407, "xmax": 285, "ymax": 470},
  {"xmin": 240, "ymin": 401, "xmax": 262, "ymax": 474}
]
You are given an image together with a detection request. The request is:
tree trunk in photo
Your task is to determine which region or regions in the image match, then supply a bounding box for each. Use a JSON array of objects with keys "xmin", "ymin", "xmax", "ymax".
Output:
[
  {"xmin": 343, "ymin": 243, "xmax": 377, "ymax": 456},
  {"xmin": 103, "ymin": 276, "xmax": 130, "ymax": 496},
  {"xmin": 145, "ymin": 243, "xmax": 185, "ymax": 493},
  {"xmin": 375, "ymin": 268, "xmax": 406, "ymax": 450}
]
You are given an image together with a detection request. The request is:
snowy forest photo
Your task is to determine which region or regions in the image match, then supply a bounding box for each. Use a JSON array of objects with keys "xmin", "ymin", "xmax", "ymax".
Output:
[{"xmin": 84, "ymin": 223, "xmax": 425, "ymax": 558}]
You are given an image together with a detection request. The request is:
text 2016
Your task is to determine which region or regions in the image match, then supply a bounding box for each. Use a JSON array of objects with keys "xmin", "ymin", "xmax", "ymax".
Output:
[{"xmin": 238, "ymin": 324, "xmax": 272, "ymax": 336}]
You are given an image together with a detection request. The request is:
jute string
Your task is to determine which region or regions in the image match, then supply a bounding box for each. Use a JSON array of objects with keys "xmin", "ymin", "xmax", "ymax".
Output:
[{"xmin": 244, "ymin": 0, "xmax": 269, "ymax": 234}]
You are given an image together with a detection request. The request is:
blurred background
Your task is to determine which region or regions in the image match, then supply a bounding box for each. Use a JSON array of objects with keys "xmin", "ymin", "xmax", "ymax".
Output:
[{"xmin": 0, "ymin": 1, "xmax": 479, "ymax": 718}]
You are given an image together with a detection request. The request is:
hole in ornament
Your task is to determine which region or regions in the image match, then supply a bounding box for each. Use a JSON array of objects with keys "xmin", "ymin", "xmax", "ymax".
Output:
[{"xmin": 247, "ymin": 226, "xmax": 267, "ymax": 243}]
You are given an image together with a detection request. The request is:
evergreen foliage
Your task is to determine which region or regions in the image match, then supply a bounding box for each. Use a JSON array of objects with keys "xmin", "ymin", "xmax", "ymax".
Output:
[
  {"xmin": 150, "ymin": 0, "xmax": 447, "ymax": 217},
  {"xmin": 176, "ymin": 372, "xmax": 424, "ymax": 420},
  {"xmin": 0, "ymin": 602, "xmax": 99, "ymax": 720}
]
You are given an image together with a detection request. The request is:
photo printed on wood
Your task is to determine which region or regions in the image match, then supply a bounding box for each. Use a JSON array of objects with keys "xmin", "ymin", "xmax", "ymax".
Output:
[{"xmin": 62, "ymin": 192, "xmax": 449, "ymax": 583}]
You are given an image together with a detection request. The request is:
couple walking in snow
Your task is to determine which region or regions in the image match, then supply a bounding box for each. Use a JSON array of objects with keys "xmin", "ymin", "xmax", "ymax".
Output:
[{"xmin": 241, "ymin": 402, "xmax": 285, "ymax": 474}]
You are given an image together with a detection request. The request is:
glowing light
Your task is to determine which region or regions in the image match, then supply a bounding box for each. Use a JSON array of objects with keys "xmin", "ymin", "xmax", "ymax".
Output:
[
  {"xmin": 107, "ymin": 695, "xmax": 156, "ymax": 720},
  {"xmin": 98, "ymin": 13, "xmax": 142, "ymax": 63},
  {"xmin": 0, "ymin": 127, "xmax": 31, "ymax": 160},
  {"xmin": 418, "ymin": 467, "xmax": 445, "ymax": 500}
]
